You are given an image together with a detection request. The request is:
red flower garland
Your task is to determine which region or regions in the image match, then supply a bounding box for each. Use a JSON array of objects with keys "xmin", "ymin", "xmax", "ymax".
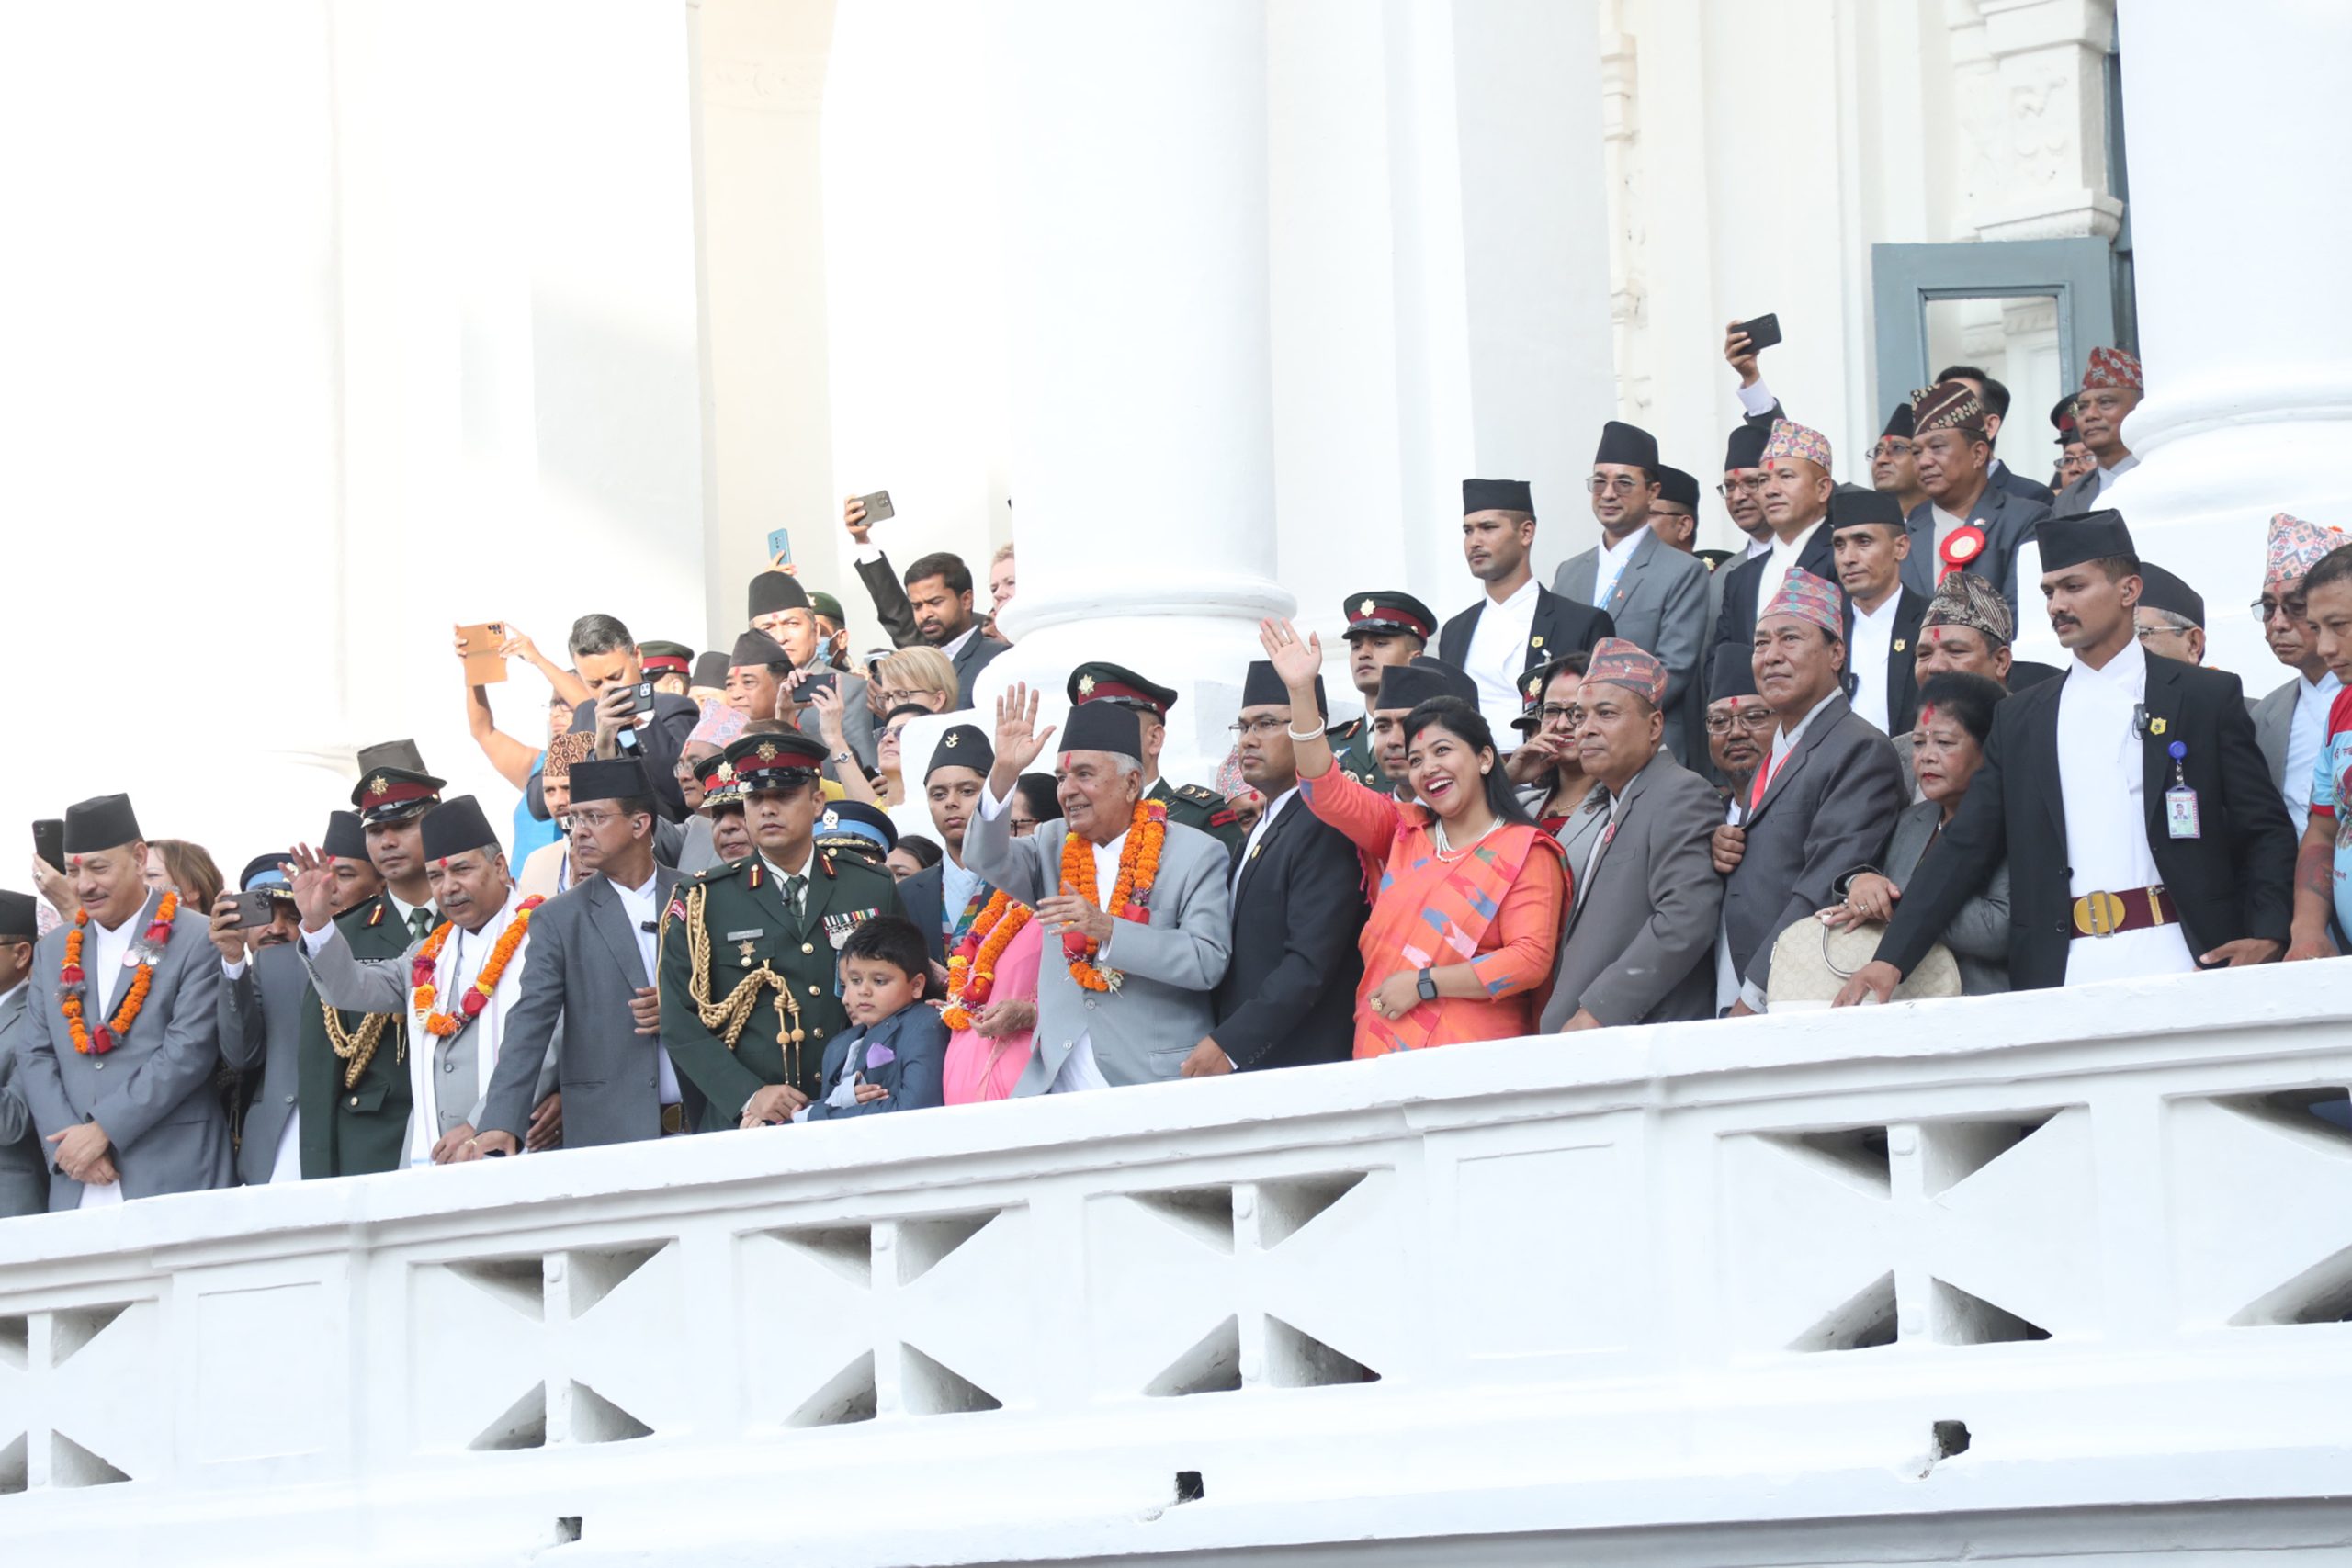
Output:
[{"xmin": 60, "ymin": 891, "xmax": 178, "ymax": 1055}]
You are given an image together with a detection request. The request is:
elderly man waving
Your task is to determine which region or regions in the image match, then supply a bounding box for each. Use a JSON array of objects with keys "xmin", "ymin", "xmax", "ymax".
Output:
[{"xmin": 964, "ymin": 684, "xmax": 1233, "ymax": 1095}]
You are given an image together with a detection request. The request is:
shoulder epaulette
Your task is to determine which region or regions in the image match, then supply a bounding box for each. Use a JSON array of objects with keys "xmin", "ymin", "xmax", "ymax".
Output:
[
  {"xmin": 688, "ymin": 858, "xmax": 745, "ymax": 886},
  {"xmin": 1326, "ymin": 717, "xmax": 1361, "ymax": 739},
  {"xmin": 1174, "ymin": 783, "xmax": 1221, "ymax": 805}
]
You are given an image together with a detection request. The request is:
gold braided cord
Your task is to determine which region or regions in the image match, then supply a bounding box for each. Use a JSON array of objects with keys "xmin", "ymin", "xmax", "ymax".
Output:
[
  {"xmin": 682, "ymin": 886, "xmax": 806, "ymax": 1077},
  {"xmin": 321, "ymin": 1001, "xmax": 400, "ymax": 1090}
]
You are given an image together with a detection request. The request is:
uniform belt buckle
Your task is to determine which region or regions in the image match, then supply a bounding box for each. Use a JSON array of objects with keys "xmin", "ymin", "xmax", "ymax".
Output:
[
  {"xmin": 2072, "ymin": 890, "xmax": 2127, "ymax": 938},
  {"xmin": 660, "ymin": 1103, "xmax": 685, "ymax": 1136}
]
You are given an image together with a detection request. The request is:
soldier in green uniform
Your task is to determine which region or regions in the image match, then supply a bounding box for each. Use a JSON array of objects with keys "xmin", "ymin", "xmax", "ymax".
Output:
[
  {"xmin": 1328, "ymin": 591, "xmax": 1437, "ymax": 787},
  {"xmin": 661, "ymin": 729, "xmax": 908, "ymax": 1130},
  {"xmin": 299, "ymin": 743, "xmax": 441, "ymax": 1178},
  {"xmin": 1063, "ymin": 661, "xmax": 1245, "ymax": 852}
]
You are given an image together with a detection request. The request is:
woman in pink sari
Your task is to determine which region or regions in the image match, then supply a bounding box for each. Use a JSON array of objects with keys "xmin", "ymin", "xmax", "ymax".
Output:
[
  {"xmin": 1261, "ymin": 618, "xmax": 1570, "ymax": 1056},
  {"xmin": 941, "ymin": 908, "xmax": 1042, "ymax": 1103}
]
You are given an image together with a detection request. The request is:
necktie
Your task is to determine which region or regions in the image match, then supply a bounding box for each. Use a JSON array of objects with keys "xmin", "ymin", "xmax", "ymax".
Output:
[
  {"xmin": 408, "ymin": 908, "xmax": 434, "ymax": 942},
  {"xmin": 785, "ymin": 874, "xmax": 807, "ymax": 923}
]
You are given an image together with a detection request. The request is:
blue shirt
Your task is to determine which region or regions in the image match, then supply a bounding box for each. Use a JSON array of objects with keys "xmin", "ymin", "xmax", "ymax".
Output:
[{"xmin": 510, "ymin": 754, "xmax": 560, "ymax": 862}]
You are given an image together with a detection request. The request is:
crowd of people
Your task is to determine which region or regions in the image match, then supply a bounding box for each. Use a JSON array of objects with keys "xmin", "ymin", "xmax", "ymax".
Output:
[{"xmin": 4, "ymin": 329, "xmax": 2347, "ymax": 1219}]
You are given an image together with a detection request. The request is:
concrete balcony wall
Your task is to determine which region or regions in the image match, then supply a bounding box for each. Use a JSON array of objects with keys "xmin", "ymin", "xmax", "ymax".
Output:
[{"xmin": 4, "ymin": 964, "xmax": 2352, "ymax": 1565}]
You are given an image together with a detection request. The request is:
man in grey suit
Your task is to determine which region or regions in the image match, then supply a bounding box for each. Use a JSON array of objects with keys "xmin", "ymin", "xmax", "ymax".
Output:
[
  {"xmin": 471, "ymin": 758, "xmax": 687, "ymax": 1156},
  {"xmin": 2051, "ymin": 348, "xmax": 2143, "ymax": 517},
  {"xmin": 965, "ymin": 688, "xmax": 1231, "ymax": 1094},
  {"xmin": 20, "ymin": 795, "xmax": 233, "ymax": 1209},
  {"xmin": 293, "ymin": 795, "xmax": 560, "ymax": 1165},
  {"xmin": 1901, "ymin": 380, "xmax": 2050, "ymax": 628},
  {"xmin": 1553, "ymin": 421, "xmax": 1710, "ymax": 765},
  {"xmin": 1541, "ymin": 643, "xmax": 1724, "ymax": 1031},
  {"xmin": 210, "ymin": 863, "xmax": 309, "ymax": 1185},
  {"xmin": 1711, "ymin": 571, "xmax": 1906, "ymax": 1015},
  {"xmin": 2251, "ymin": 512, "xmax": 2346, "ymax": 835},
  {"xmin": 0, "ymin": 891, "xmax": 49, "ymax": 1218}
]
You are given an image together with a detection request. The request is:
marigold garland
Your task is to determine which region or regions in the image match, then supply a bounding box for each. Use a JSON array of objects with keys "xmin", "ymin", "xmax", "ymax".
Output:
[
  {"xmin": 1057, "ymin": 800, "xmax": 1165, "ymax": 994},
  {"xmin": 412, "ymin": 896, "xmax": 544, "ymax": 1038},
  {"xmin": 60, "ymin": 891, "xmax": 177, "ymax": 1055},
  {"xmin": 942, "ymin": 891, "xmax": 1034, "ymax": 1030}
]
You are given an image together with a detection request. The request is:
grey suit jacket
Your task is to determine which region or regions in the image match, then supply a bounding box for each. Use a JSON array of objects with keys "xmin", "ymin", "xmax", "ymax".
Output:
[
  {"xmin": 0, "ymin": 986, "xmax": 50, "ymax": 1218},
  {"xmin": 2252, "ymin": 675, "xmax": 2298, "ymax": 799},
  {"xmin": 303, "ymin": 920, "xmax": 560, "ymax": 1134},
  {"xmin": 218, "ymin": 943, "xmax": 308, "ymax": 1185},
  {"xmin": 481, "ymin": 868, "xmax": 681, "ymax": 1149},
  {"xmin": 1900, "ymin": 482, "xmax": 2050, "ymax": 628},
  {"xmin": 20, "ymin": 892, "xmax": 233, "ymax": 1209},
  {"xmin": 964, "ymin": 799, "xmax": 1231, "ymax": 1094},
  {"xmin": 1554, "ymin": 530, "xmax": 1711, "ymax": 762},
  {"xmin": 1850, "ymin": 800, "xmax": 2010, "ymax": 995},
  {"xmin": 1541, "ymin": 753, "xmax": 1724, "ymax": 1030},
  {"xmin": 1722, "ymin": 695, "xmax": 1906, "ymax": 998}
]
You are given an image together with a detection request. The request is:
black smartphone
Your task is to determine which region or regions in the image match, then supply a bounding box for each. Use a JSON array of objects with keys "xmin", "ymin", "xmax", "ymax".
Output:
[
  {"xmin": 631, "ymin": 678, "xmax": 656, "ymax": 716},
  {"xmin": 856, "ymin": 490, "xmax": 895, "ymax": 525},
  {"xmin": 33, "ymin": 819, "xmax": 64, "ymax": 874},
  {"xmin": 1736, "ymin": 313, "xmax": 1782, "ymax": 354},
  {"xmin": 233, "ymin": 889, "xmax": 279, "ymax": 929},
  {"xmin": 798, "ymin": 671, "xmax": 838, "ymax": 698}
]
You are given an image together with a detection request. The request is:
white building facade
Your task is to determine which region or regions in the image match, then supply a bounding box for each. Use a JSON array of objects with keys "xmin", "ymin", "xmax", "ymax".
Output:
[{"xmin": 17, "ymin": 0, "xmax": 2324, "ymax": 842}]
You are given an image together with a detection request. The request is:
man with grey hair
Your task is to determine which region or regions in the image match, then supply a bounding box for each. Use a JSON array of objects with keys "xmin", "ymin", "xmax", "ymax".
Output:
[
  {"xmin": 964, "ymin": 685, "xmax": 1233, "ymax": 1095},
  {"xmin": 2132, "ymin": 562, "xmax": 2207, "ymax": 667},
  {"xmin": 560, "ymin": 612, "xmax": 700, "ymax": 820}
]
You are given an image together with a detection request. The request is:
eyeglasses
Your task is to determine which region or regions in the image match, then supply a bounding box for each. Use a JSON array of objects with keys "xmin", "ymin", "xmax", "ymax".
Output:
[
  {"xmin": 1534, "ymin": 704, "xmax": 1585, "ymax": 728},
  {"xmin": 1714, "ymin": 474, "xmax": 1768, "ymax": 498},
  {"xmin": 568, "ymin": 808, "xmax": 628, "ymax": 829},
  {"xmin": 1870, "ymin": 440, "xmax": 1915, "ymax": 461},
  {"xmin": 1586, "ymin": 475, "xmax": 1644, "ymax": 497},
  {"xmin": 1227, "ymin": 716, "xmax": 1290, "ymax": 738},
  {"xmin": 2252, "ymin": 593, "xmax": 2306, "ymax": 625},
  {"xmin": 1704, "ymin": 709, "xmax": 1778, "ymax": 734},
  {"xmin": 874, "ymin": 686, "xmax": 934, "ymax": 707}
]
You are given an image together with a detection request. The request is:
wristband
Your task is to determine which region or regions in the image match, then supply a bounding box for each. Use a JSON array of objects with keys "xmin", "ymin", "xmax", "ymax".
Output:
[{"xmin": 1285, "ymin": 719, "xmax": 1329, "ymax": 743}]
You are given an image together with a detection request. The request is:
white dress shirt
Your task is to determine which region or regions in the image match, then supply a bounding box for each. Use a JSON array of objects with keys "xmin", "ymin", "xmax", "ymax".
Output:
[
  {"xmin": 2055, "ymin": 638, "xmax": 2196, "ymax": 983},
  {"xmin": 2284, "ymin": 671, "xmax": 2341, "ymax": 835},
  {"xmin": 76, "ymin": 905, "xmax": 147, "ymax": 1210},
  {"xmin": 1465, "ymin": 577, "xmax": 1541, "ymax": 739},
  {"xmin": 940, "ymin": 852, "xmax": 984, "ymax": 942},
  {"xmin": 1590, "ymin": 528, "xmax": 1645, "ymax": 609},
  {"xmin": 1232, "ymin": 786, "xmax": 1299, "ymax": 896},
  {"xmin": 975, "ymin": 780, "xmax": 1119, "ymax": 1093},
  {"xmin": 1848, "ymin": 592, "xmax": 1904, "ymax": 735},
  {"xmin": 610, "ymin": 870, "xmax": 682, "ymax": 1106},
  {"xmin": 1756, "ymin": 519, "xmax": 1828, "ymax": 625},
  {"xmin": 2091, "ymin": 453, "xmax": 2140, "ymax": 500}
]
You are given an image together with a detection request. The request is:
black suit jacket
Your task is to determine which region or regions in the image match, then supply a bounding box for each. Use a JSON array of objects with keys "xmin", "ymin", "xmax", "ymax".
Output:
[
  {"xmin": 1991, "ymin": 457, "xmax": 2054, "ymax": 507},
  {"xmin": 1709, "ymin": 517, "xmax": 1838, "ymax": 677},
  {"xmin": 1842, "ymin": 586, "xmax": 1928, "ymax": 739},
  {"xmin": 562, "ymin": 693, "xmax": 700, "ymax": 821},
  {"xmin": 1877, "ymin": 652, "xmax": 2298, "ymax": 990},
  {"xmin": 1208, "ymin": 795, "xmax": 1367, "ymax": 1070},
  {"xmin": 1436, "ymin": 584, "xmax": 1613, "ymax": 681},
  {"xmin": 855, "ymin": 552, "xmax": 1009, "ymax": 706}
]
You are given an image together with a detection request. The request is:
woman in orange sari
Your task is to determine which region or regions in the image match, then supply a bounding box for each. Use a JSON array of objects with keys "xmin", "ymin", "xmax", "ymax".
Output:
[{"xmin": 1260, "ymin": 618, "xmax": 1571, "ymax": 1056}]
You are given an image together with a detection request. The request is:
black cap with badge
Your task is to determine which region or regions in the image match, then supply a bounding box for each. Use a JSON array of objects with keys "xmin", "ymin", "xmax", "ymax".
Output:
[
  {"xmin": 1340, "ymin": 591, "xmax": 1438, "ymax": 643},
  {"xmin": 723, "ymin": 730, "xmax": 828, "ymax": 792},
  {"xmin": 926, "ymin": 724, "xmax": 995, "ymax": 781},
  {"xmin": 1068, "ymin": 662, "xmax": 1177, "ymax": 716}
]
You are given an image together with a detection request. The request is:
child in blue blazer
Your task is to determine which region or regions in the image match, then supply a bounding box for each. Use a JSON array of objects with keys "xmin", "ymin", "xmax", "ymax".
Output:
[{"xmin": 799, "ymin": 916, "xmax": 948, "ymax": 1121}]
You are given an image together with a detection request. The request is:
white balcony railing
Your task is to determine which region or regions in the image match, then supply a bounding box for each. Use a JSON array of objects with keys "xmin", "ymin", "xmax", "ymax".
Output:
[{"xmin": 5, "ymin": 964, "xmax": 2352, "ymax": 1565}]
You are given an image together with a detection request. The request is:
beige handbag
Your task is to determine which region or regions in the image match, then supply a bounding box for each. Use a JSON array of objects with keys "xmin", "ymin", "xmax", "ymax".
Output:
[{"xmin": 1765, "ymin": 917, "xmax": 1962, "ymax": 1010}]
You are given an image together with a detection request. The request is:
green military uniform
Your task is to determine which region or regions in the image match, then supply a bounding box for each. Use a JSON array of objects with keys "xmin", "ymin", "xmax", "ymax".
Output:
[
  {"xmin": 660, "ymin": 729, "xmax": 907, "ymax": 1130},
  {"xmin": 1327, "ymin": 716, "xmax": 1381, "ymax": 789},
  {"xmin": 299, "ymin": 889, "xmax": 418, "ymax": 1178},
  {"xmin": 1066, "ymin": 660, "xmax": 1246, "ymax": 852},
  {"xmin": 660, "ymin": 848, "xmax": 906, "ymax": 1128}
]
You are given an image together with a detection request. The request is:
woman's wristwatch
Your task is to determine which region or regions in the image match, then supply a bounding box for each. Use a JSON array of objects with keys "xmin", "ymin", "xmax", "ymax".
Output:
[{"xmin": 1416, "ymin": 967, "xmax": 1438, "ymax": 1003}]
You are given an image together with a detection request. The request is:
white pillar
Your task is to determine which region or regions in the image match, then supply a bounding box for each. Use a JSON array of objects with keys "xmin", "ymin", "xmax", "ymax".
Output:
[
  {"xmin": 982, "ymin": 0, "xmax": 1292, "ymax": 785},
  {"xmin": 2098, "ymin": 1, "xmax": 2352, "ymax": 680}
]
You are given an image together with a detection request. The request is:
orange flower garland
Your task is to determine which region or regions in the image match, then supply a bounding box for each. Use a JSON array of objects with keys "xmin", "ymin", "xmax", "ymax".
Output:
[
  {"xmin": 1057, "ymin": 800, "xmax": 1166, "ymax": 993},
  {"xmin": 60, "ymin": 891, "xmax": 177, "ymax": 1055},
  {"xmin": 942, "ymin": 891, "xmax": 1034, "ymax": 1030},
  {"xmin": 412, "ymin": 896, "xmax": 544, "ymax": 1037}
]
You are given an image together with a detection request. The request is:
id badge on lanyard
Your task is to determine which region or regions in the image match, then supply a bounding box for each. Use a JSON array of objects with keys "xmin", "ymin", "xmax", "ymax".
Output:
[{"xmin": 2162, "ymin": 739, "xmax": 2201, "ymax": 840}]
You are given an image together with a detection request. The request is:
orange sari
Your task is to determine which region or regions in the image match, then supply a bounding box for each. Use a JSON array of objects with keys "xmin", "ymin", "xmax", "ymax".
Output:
[{"xmin": 1298, "ymin": 765, "xmax": 1570, "ymax": 1057}]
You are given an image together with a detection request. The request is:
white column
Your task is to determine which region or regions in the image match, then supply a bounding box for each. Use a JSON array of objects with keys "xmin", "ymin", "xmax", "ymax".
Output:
[
  {"xmin": 982, "ymin": 0, "xmax": 1291, "ymax": 785},
  {"xmin": 2098, "ymin": 1, "xmax": 2352, "ymax": 680}
]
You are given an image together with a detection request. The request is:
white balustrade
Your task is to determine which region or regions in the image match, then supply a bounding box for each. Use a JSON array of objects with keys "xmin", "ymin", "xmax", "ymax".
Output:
[{"xmin": 5, "ymin": 963, "xmax": 2352, "ymax": 1564}]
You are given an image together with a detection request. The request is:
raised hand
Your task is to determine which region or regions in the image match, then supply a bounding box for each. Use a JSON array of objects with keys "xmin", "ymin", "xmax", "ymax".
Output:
[
  {"xmin": 843, "ymin": 494, "xmax": 870, "ymax": 539},
  {"xmin": 283, "ymin": 843, "xmax": 339, "ymax": 935},
  {"xmin": 992, "ymin": 682, "xmax": 1057, "ymax": 778},
  {"xmin": 1724, "ymin": 319, "xmax": 1760, "ymax": 384},
  {"xmin": 1257, "ymin": 618, "xmax": 1323, "ymax": 696},
  {"xmin": 208, "ymin": 890, "xmax": 249, "ymax": 964}
]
